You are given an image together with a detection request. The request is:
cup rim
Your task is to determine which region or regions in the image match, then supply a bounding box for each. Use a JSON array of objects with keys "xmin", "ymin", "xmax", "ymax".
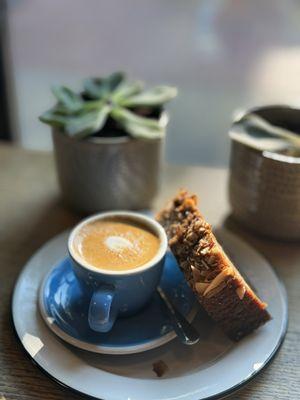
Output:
[{"xmin": 68, "ymin": 211, "xmax": 168, "ymax": 276}]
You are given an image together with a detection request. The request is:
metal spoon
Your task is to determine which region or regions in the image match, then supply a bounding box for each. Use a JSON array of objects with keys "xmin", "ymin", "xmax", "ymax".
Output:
[{"xmin": 157, "ymin": 286, "xmax": 200, "ymax": 345}]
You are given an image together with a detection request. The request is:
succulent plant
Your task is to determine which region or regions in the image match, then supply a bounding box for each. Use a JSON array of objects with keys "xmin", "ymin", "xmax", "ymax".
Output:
[
  {"xmin": 39, "ymin": 72, "xmax": 177, "ymax": 140},
  {"xmin": 231, "ymin": 111, "xmax": 300, "ymax": 153}
]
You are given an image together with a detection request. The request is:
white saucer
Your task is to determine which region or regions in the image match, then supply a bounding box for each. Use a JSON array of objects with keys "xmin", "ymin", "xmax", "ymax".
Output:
[{"xmin": 12, "ymin": 228, "xmax": 288, "ymax": 400}]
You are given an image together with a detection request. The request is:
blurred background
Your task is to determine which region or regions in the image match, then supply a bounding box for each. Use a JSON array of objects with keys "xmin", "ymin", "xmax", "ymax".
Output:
[{"xmin": 2, "ymin": 0, "xmax": 300, "ymax": 166}]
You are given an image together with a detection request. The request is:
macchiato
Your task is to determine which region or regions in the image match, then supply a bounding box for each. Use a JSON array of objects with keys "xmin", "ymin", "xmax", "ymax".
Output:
[{"xmin": 72, "ymin": 219, "xmax": 160, "ymax": 271}]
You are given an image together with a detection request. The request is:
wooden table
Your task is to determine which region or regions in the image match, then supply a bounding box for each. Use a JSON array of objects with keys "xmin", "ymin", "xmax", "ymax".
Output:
[{"xmin": 0, "ymin": 143, "xmax": 299, "ymax": 400}]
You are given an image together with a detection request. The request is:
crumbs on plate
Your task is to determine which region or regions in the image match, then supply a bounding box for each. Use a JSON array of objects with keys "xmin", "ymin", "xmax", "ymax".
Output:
[{"xmin": 152, "ymin": 360, "xmax": 169, "ymax": 377}]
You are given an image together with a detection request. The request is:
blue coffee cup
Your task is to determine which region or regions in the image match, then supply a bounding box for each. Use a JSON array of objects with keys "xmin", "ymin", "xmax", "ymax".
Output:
[{"xmin": 68, "ymin": 211, "xmax": 168, "ymax": 333}]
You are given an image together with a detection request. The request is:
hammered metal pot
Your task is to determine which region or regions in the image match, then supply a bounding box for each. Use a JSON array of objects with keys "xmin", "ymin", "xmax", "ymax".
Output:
[
  {"xmin": 229, "ymin": 140, "xmax": 300, "ymax": 240},
  {"xmin": 52, "ymin": 129, "xmax": 162, "ymax": 214}
]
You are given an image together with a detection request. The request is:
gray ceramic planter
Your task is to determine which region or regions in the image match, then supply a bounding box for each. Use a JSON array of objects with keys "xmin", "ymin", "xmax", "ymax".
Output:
[
  {"xmin": 229, "ymin": 106, "xmax": 300, "ymax": 241},
  {"xmin": 52, "ymin": 129, "xmax": 163, "ymax": 214}
]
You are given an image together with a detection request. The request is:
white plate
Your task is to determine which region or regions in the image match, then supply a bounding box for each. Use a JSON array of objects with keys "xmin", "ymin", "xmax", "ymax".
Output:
[{"xmin": 12, "ymin": 229, "xmax": 288, "ymax": 400}]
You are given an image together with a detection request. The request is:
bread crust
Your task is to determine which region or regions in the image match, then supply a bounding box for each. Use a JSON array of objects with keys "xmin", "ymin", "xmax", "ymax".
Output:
[{"xmin": 157, "ymin": 190, "xmax": 271, "ymax": 341}]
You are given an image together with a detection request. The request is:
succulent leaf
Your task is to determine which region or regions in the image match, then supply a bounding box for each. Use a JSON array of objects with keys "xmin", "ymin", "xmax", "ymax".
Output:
[
  {"xmin": 111, "ymin": 107, "xmax": 164, "ymax": 139},
  {"xmin": 83, "ymin": 72, "xmax": 125, "ymax": 99},
  {"xmin": 66, "ymin": 105, "xmax": 111, "ymax": 137},
  {"xmin": 39, "ymin": 108, "xmax": 69, "ymax": 127},
  {"xmin": 120, "ymin": 86, "xmax": 178, "ymax": 107},
  {"xmin": 122, "ymin": 122, "xmax": 164, "ymax": 139},
  {"xmin": 51, "ymin": 86, "xmax": 83, "ymax": 112},
  {"xmin": 111, "ymin": 81, "xmax": 143, "ymax": 102}
]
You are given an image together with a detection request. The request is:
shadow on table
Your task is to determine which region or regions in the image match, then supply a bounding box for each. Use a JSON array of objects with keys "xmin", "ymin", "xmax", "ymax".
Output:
[{"xmin": 220, "ymin": 213, "xmax": 300, "ymax": 276}]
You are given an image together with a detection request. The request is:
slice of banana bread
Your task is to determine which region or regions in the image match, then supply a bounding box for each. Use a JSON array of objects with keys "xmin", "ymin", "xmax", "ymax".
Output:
[{"xmin": 157, "ymin": 190, "xmax": 271, "ymax": 341}]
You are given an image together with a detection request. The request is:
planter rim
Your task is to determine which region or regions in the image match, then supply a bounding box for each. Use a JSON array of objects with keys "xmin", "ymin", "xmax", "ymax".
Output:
[
  {"xmin": 52, "ymin": 130, "xmax": 163, "ymax": 146},
  {"xmin": 263, "ymin": 150, "xmax": 300, "ymax": 164},
  {"xmin": 230, "ymin": 138, "xmax": 300, "ymax": 165},
  {"xmin": 88, "ymin": 136, "xmax": 130, "ymax": 144},
  {"xmin": 233, "ymin": 103, "xmax": 300, "ymax": 123},
  {"xmin": 230, "ymin": 138, "xmax": 300, "ymax": 164},
  {"xmin": 231, "ymin": 104, "xmax": 300, "ymax": 164}
]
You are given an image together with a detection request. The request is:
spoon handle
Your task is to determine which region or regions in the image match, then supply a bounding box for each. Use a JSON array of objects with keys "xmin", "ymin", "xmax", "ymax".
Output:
[{"xmin": 157, "ymin": 286, "xmax": 200, "ymax": 345}]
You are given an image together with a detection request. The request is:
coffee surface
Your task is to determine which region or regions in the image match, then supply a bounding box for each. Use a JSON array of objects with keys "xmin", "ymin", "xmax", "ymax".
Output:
[{"xmin": 73, "ymin": 220, "xmax": 160, "ymax": 271}]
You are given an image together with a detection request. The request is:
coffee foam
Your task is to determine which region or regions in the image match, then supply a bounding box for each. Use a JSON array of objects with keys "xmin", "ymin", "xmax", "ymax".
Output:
[
  {"xmin": 72, "ymin": 219, "xmax": 160, "ymax": 271},
  {"xmin": 104, "ymin": 236, "xmax": 134, "ymax": 252}
]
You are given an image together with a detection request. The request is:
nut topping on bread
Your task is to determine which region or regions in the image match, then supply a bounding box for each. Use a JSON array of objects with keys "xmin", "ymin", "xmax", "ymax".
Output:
[{"xmin": 157, "ymin": 190, "xmax": 271, "ymax": 341}]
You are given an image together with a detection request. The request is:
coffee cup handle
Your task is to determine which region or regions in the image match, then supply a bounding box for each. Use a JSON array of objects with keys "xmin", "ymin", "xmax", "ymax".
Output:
[{"xmin": 88, "ymin": 286, "xmax": 117, "ymax": 333}]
